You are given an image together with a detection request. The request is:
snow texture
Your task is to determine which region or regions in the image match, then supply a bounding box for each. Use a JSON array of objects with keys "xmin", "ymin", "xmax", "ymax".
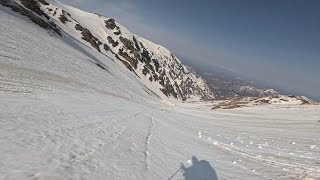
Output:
[{"xmin": 1, "ymin": 2, "xmax": 320, "ymax": 180}]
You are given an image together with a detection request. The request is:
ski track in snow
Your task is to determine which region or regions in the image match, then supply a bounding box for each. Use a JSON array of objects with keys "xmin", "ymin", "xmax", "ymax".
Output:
[
  {"xmin": 144, "ymin": 116, "xmax": 155, "ymax": 169},
  {"xmin": 0, "ymin": 7, "xmax": 320, "ymax": 180}
]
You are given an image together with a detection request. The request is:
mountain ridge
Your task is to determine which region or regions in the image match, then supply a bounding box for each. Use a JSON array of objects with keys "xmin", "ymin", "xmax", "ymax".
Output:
[{"xmin": 0, "ymin": 0, "xmax": 215, "ymax": 101}]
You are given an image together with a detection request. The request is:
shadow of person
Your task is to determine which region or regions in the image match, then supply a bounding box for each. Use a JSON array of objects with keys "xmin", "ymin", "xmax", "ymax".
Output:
[{"xmin": 180, "ymin": 156, "xmax": 218, "ymax": 180}]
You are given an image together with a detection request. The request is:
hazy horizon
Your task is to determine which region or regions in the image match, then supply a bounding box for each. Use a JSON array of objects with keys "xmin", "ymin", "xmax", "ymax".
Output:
[{"xmin": 178, "ymin": 53, "xmax": 320, "ymax": 101}]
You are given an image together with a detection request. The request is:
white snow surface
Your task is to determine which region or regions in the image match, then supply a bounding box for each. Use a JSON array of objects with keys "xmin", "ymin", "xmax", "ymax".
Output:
[{"xmin": 1, "ymin": 4, "xmax": 320, "ymax": 180}]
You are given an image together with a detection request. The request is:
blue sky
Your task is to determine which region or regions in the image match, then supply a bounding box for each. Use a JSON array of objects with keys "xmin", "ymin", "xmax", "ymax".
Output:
[{"xmin": 60, "ymin": 0, "xmax": 320, "ymax": 99}]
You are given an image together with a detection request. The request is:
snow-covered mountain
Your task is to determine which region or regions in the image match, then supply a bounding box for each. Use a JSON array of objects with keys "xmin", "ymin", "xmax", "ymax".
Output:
[
  {"xmin": 237, "ymin": 86, "xmax": 278, "ymax": 97},
  {"xmin": 0, "ymin": 0, "xmax": 213, "ymax": 101},
  {"xmin": 212, "ymin": 95, "xmax": 318, "ymax": 110},
  {"xmin": 200, "ymin": 68, "xmax": 280, "ymax": 99},
  {"xmin": 1, "ymin": 1, "xmax": 320, "ymax": 180},
  {"xmin": 197, "ymin": 66, "xmax": 319, "ymax": 108}
]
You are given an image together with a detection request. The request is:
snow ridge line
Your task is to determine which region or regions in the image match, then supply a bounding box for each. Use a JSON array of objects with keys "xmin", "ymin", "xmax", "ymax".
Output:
[{"xmin": 144, "ymin": 116, "xmax": 155, "ymax": 169}]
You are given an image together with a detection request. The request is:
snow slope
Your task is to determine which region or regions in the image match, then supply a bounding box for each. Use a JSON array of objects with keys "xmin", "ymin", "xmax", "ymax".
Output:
[
  {"xmin": 36, "ymin": 0, "xmax": 214, "ymax": 101},
  {"xmin": 1, "ymin": 2, "xmax": 320, "ymax": 180}
]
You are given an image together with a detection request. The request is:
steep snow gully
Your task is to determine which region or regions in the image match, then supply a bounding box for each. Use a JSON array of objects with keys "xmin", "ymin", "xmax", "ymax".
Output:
[{"xmin": 1, "ymin": 1, "xmax": 320, "ymax": 180}]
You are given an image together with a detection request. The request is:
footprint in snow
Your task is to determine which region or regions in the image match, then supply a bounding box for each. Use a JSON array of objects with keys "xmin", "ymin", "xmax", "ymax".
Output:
[{"xmin": 198, "ymin": 131, "xmax": 202, "ymax": 138}]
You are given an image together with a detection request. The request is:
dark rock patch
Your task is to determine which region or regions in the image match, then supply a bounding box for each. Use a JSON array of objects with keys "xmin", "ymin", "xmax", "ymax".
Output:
[
  {"xmin": 75, "ymin": 23, "xmax": 84, "ymax": 31},
  {"xmin": 153, "ymin": 74, "xmax": 159, "ymax": 81},
  {"xmin": 53, "ymin": 8, "xmax": 58, "ymax": 16},
  {"xmin": 119, "ymin": 36, "xmax": 134, "ymax": 51},
  {"xmin": 142, "ymin": 67, "xmax": 149, "ymax": 75},
  {"xmin": 118, "ymin": 49, "xmax": 138, "ymax": 69},
  {"xmin": 105, "ymin": 18, "xmax": 117, "ymax": 30},
  {"xmin": 82, "ymin": 30, "xmax": 101, "ymax": 52},
  {"xmin": 0, "ymin": 0, "xmax": 61, "ymax": 36},
  {"xmin": 59, "ymin": 10, "xmax": 72, "ymax": 24},
  {"xmin": 103, "ymin": 44, "xmax": 110, "ymax": 51},
  {"xmin": 107, "ymin": 36, "xmax": 119, "ymax": 47},
  {"xmin": 38, "ymin": 0, "xmax": 49, "ymax": 5},
  {"xmin": 141, "ymin": 49, "xmax": 152, "ymax": 64},
  {"xmin": 114, "ymin": 30, "xmax": 121, "ymax": 35},
  {"xmin": 58, "ymin": 14, "xmax": 68, "ymax": 23},
  {"xmin": 133, "ymin": 37, "xmax": 140, "ymax": 51},
  {"xmin": 75, "ymin": 25, "xmax": 101, "ymax": 52},
  {"xmin": 20, "ymin": 0, "xmax": 49, "ymax": 20},
  {"xmin": 152, "ymin": 59, "xmax": 160, "ymax": 72},
  {"xmin": 300, "ymin": 99, "xmax": 310, "ymax": 105}
]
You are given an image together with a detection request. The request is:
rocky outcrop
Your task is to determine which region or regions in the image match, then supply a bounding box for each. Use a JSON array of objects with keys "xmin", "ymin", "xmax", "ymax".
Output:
[
  {"xmin": 103, "ymin": 44, "xmax": 110, "ymax": 51},
  {"xmin": 59, "ymin": 10, "xmax": 73, "ymax": 24},
  {"xmin": 107, "ymin": 36, "xmax": 119, "ymax": 47},
  {"xmin": 75, "ymin": 23, "xmax": 84, "ymax": 31},
  {"xmin": 114, "ymin": 30, "xmax": 121, "ymax": 35},
  {"xmin": 75, "ymin": 24, "xmax": 101, "ymax": 52},
  {"xmin": 58, "ymin": 14, "xmax": 68, "ymax": 23},
  {"xmin": 119, "ymin": 36, "xmax": 135, "ymax": 51},
  {"xmin": 105, "ymin": 18, "xmax": 117, "ymax": 30},
  {"xmin": 118, "ymin": 49, "xmax": 138, "ymax": 69},
  {"xmin": 0, "ymin": 0, "xmax": 61, "ymax": 36},
  {"xmin": 20, "ymin": 0, "xmax": 49, "ymax": 19}
]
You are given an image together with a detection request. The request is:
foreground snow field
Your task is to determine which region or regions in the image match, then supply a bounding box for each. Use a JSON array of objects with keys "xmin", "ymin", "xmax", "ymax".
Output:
[
  {"xmin": 1, "ymin": 6, "xmax": 320, "ymax": 180},
  {"xmin": 2, "ymin": 91, "xmax": 320, "ymax": 180}
]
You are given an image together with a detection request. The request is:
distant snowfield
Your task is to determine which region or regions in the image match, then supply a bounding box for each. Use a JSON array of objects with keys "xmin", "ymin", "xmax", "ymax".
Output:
[{"xmin": 1, "ymin": 7, "xmax": 320, "ymax": 180}]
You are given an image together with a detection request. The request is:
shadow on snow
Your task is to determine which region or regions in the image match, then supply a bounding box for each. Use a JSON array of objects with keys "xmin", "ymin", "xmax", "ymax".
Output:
[{"xmin": 169, "ymin": 156, "xmax": 218, "ymax": 180}]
